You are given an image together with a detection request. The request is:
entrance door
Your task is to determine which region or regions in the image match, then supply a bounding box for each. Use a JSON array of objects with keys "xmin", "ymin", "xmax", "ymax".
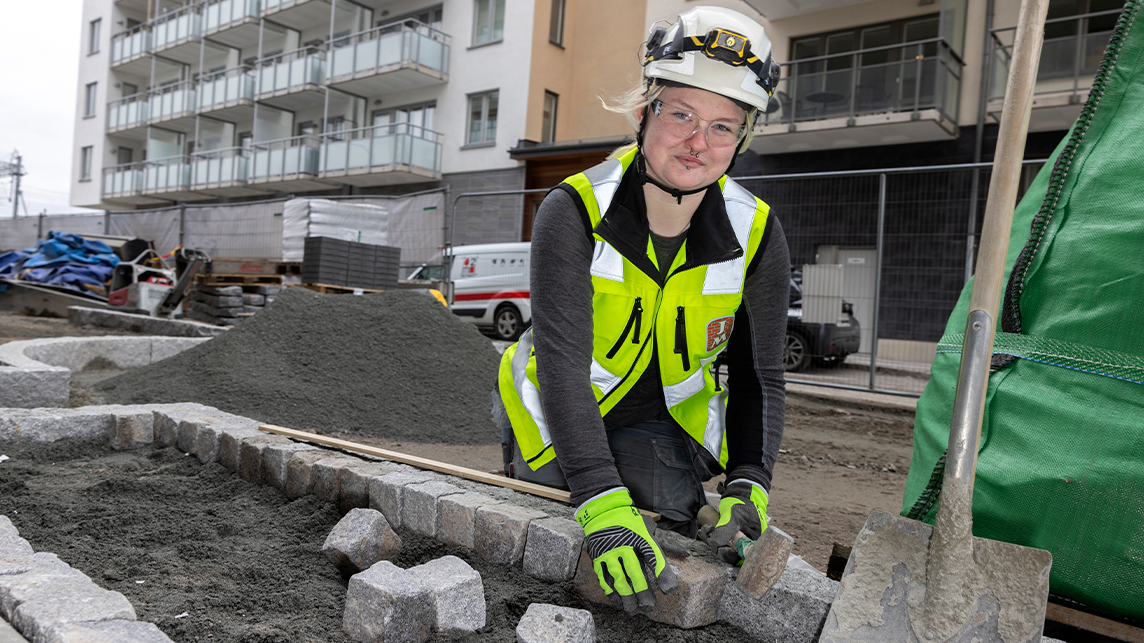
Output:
[{"xmin": 818, "ymin": 245, "xmax": 877, "ymax": 353}]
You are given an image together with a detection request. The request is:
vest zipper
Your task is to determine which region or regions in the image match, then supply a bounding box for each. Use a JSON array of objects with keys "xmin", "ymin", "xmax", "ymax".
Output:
[
  {"xmin": 674, "ymin": 306, "xmax": 690, "ymax": 371},
  {"xmin": 606, "ymin": 297, "xmax": 643, "ymax": 359}
]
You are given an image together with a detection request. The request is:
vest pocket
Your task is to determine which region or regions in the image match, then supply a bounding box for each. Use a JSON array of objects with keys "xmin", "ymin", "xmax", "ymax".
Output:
[
  {"xmin": 606, "ymin": 297, "xmax": 643, "ymax": 359},
  {"xmin": 674, "ymin": 306, "xmax": 690, "ymax": 371}
]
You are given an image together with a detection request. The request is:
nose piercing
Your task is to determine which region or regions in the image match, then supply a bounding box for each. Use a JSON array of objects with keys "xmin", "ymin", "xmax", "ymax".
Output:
[{"xmin": 689, "ymin": 148, "xmax": 701, "ymax": 158}]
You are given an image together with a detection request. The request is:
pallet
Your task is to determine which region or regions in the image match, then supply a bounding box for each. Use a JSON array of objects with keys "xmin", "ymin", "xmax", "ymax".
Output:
[
  {"xmin": 195, "ymin": 274, "xmax": 283, "ymax": 286},
  {"xmin": 276, "ymin": 262, "xmax": 302, "ymax": 275},
  {"xmin": 289, "ymin": 283, "xmax": 382, "ymax": 294}
]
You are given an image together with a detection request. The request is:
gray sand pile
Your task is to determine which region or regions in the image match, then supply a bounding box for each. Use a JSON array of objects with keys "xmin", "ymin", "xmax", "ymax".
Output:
[{"xmin": 98, "ymin": 288, "xmax": 502, "ymax": 445}]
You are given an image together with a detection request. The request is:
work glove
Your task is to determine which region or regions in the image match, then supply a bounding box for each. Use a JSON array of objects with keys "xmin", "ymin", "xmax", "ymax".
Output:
[
  {"xmin": 709, "ymin": 479, "xmax": 769, "ymax": 550},
  {"xmin": 575, "ymin": 487, "xmax": 678, "ymax": 612}
]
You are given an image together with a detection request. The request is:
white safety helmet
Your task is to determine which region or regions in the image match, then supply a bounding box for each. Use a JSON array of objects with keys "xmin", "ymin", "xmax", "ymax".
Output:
[{"xmin": 642, "ymin": 6, "xmax": 780, "ymax": 113}]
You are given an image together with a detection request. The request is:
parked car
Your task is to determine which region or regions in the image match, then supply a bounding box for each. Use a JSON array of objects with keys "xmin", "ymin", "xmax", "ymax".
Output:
[
  {"xmin": 786, "ymin": 269, "xmax": 861, "ymax": 372},
  {"xmin": 442, "ymin": 242, "xmax": 531, "ymax": 341}
]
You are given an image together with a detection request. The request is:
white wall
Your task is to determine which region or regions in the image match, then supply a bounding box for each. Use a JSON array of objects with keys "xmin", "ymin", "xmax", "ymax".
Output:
[{"xmin": 71, "ymin": 0, "xmax": 118, "ymax": 209}]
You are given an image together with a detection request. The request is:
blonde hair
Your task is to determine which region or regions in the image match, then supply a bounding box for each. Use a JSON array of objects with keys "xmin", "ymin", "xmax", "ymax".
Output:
[{"xmin": 600, "ymin": 80, "xmax": 758, "ymax": 160}]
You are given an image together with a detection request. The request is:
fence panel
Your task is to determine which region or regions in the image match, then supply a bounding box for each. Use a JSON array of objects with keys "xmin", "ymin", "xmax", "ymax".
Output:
[
  {"xmin": 108, "ymin": 206, "xmax": 182, "ymax": 254},
  {"xmin": 0, "ymin": 218, "xmax": 42, "ymax": 251},
  {"xmin": 333, "ymin": 190, "xmax": 446, "ymax": 277},
  {"xmin": 183, "ymin": 201, "xmax": 285, "ymax": 260}
]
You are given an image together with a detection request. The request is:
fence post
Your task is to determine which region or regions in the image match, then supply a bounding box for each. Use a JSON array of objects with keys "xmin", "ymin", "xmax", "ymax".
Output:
[
  {"xmin": 37, "ymin": 211, "xmax": 44, "ymax": 240},
  {"xmin": 179, "ymin": 204, "xmax": 186, "ymax": 247},
  {"xmin": 870, "ymin": 172, "xmax": 886, "ymax": 392}
]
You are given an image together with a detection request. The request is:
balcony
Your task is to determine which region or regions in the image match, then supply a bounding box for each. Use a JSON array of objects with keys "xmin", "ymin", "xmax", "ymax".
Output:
[
  {"xmin": 147, "ymin": 81, "xmax": 198, "ymax": 132},
  {"xmin": 106, "ymin": 93, "xmax": 150, "ymax": 138},
  {"xmin": 197, "ymin": 65, "xmax": 256, "ymax": 122},
  {"xmin": 152, "ymin": 3, "xmax": 203, "ymax": 64},
  {"xmin": 261, "ymin": 0, "xmax": 329, "ymax": 31},
  {"xmin": 988, "ymin": 9, "xmax": 1119, "ymax": 132},
  {"xmin": 255, "ymin": 47, "xmax": 327, "ymax": 111},
  {"xmin": 751, "ymin": 38, "xmax": 962, "ymax": 155},
  {"xmin": 102, "ymin": 162, "xmax": 158, "ymax": 205},
  {"xmin": 110, "ymin": 24, "xmax": 152, "ymax": 75},
  {"xmin": 320, "ymin": 122, "xmax": 443, "ymax": 185},
  {"xmin": 139, "ymin": 155, "xmax": 211, "ymax": 201},
  {"xmin": 249, "ymin": 135, "xmax": 330, "ymax": 191},
  {"xmin": 203, "ymin": 0, "xmax": 261, "ymax": 50},
  {"xmin": 191, "ymin": 147, "xmax": 268, "ymax": 196},
  {"xmin": 328, "ymin": 20, "xmax": 449, "ymax": 97}
]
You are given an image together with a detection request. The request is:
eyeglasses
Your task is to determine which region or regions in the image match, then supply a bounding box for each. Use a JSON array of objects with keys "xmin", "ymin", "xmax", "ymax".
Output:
[{"xmin": 650, "ymin": 99, "xmax": 745, "ymax": 148}]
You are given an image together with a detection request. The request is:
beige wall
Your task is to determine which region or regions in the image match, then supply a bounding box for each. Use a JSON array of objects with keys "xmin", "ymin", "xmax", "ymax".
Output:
[{"xmin": 525, "ymin": 0, "xmax": 648, "ymax": 143}]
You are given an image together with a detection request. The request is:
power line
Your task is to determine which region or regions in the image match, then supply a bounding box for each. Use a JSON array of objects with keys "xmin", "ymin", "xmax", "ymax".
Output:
[{"xmin": 0, "ymin": 151, "xmax": 27, "ymax": 218}]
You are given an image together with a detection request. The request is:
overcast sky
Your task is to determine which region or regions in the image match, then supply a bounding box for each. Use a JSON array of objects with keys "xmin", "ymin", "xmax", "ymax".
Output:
[{"xmin": 0, "ymin": 0, "xmax": 97, "ymax": 217}]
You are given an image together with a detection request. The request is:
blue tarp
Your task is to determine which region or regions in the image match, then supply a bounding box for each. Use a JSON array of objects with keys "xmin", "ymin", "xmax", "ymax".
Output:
[{"xmin": 0, "ymin": 231, "xmax": 119, "ymax": 297}]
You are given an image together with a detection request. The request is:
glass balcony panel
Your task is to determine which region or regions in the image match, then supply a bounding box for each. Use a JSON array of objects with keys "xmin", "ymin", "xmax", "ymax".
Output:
[
  {"xmin": 371, "ymin": 134, "xmax": 396, "ymax": 166},
  {"xmin": 354, "ymin": 39, "xmax": 379, "ymax": 73},
  {"xmin": 324, "ymin": 140, "xmax": 348, "ymax": 171},
  {"xmin": 107, "ymin": 96, "xmax": 150, "ymax": 130},
  {"xmin": 331, "ymin": 45, "xmax": 354, "ymax": 77},
  {"xmin": 379, "ymin": 31, "xmax": 403, "ymax": 66},
  {"xmin": 410, "ymin": 137, "xmax": 438, "ymax": 171},
  {"xmin": 1081, "ymin": 31, "xmax": 1112, "ymax": 77},
  {"xmin": 153, "ymin": 7, "xmax": 202, "ymax": 49},
  {"xmin": 103, "ymin": 164, "xmax": 144, "ymax": 197},
  {"xmin": 111, "ymin": 27, "xmax": 152, "ymax": 64},
  {"xmin": 348, "ymin": 138, "xmax": 371, "ymax": 168},
  {"xmin": 205, "ymin": 0, "xmax": 259, "ymax": 31},
  {"xmin": 417, "ymin": 33, "xmax": 445, "ymax": 71},
  {"xmin": 250, "ymin": 137, "xmax": 320, "ymax": 179}
]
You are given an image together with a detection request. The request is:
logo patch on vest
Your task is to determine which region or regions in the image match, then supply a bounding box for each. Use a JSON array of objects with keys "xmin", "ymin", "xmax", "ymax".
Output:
[{"xmin": 706, "ymin": 315, "xmax": 735, "ymax": 352}]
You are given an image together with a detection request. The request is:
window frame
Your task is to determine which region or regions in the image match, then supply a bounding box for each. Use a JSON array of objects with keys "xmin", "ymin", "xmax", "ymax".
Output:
[
  {"xmin": 541, "ymin": 91, "xmax": 558, "ymax": 143},
  {"xmin": 471, "ymin": 0, "xmax": 506, "ymax": 47},
  {"xmin": 789, "ymin": 13, "xmax": 940, "ymax": 71},
  {"xmin": 88, "ymin": 18, "xmax": 101, "ymax": 55},
  {"xmin": 80, "ymin": 146, "xmax": 93, "ymax": 182},
  {"xmin": 464, "ymin": 90, "xmax": 499, "ymax": 147},
  {"xmin": 84, "ymin": 82, "xmax": 98, "ymax": 118},
  {"xmin": 549, "ymin": 0, "xmax": 565, "ymax": 46}
]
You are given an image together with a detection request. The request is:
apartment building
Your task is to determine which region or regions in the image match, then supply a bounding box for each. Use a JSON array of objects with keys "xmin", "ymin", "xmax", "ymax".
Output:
[{"xmin": 70, "ymin": 0, "xmax": 645, "ymax": 222}]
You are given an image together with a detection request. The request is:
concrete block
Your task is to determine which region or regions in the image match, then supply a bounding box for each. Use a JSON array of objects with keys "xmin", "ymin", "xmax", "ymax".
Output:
[
  {"xmin": 217, "ymin": 425, "xmax": 265, "ymax": 471},
  {"xmin": 0, "ymin": 517, "xmax": 34, "ymax": 558},
  {"xmin": 238, "ymin": 435, "xmax": 294, "ymax": 483},
  {"xmin": 284, "ymin": 451, "xmax": 333, "ymax": 500},
  {"xmin": 337, "ymin": 463, "xmax": 408, "ymax": 514},
  {"xmin": 437, "ymin": 493, "xmax": 501, "ymax": 550},
  {"xmin": 473, "ymin": 504, "xmax": 548, "ymax": 566},
  {"xmin": 413, "ymin": 556, "xmax": 485, "ymax": 633},
  {"xmin": 12, "ymin": 585, "xmax": 137, "ymax": 643},
  {"xmin": 368, "ymin": 472, "xmax": 436, "ymax": 530},
  {"xmin": 523, "ymin": 518, "xmax": 584, "ymax": 582},
  {"xmin": 401, "ymin": 481, "xmax": 465, "ymax": 538},
  {"xmin": 322, "ymin": 509, "xmax": 402, "ymax": 575},
  {"xmin": 242, "ymin": 294, "xmax": 265, "ymax": 306},
  {"xmin": 343, "ymin": 561, "xmax": 433, "ymax": 643},
  {"xmin": 262, "ymin": 443, "xmax": 321, "ymax": 490},
  {"xmin": 313, "ymin": 456, "xmax": 369, "ymax": 505},
  {"xmin": 108, "ymin": 412, "xmax": 154, "ymax": 451},
  {"xmin": 717, "ymin": 567, "xmax": 836, "ymax": 643},
  {"xmin": 515, "ymin": 603, "xmax": 595, "ymax": 643},
  {"xmin": 43, "ymin": 619, "xmax": 174, "ymax": 643},
  {"xmin": 573, "ymin": 550, "xmax": 727, "ymax": 629}
]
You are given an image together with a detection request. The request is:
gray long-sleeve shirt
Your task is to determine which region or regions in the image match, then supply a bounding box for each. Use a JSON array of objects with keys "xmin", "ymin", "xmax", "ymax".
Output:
[{"xmin": 530, "ymin": 182, "xmax": 790, "ymax": 507}]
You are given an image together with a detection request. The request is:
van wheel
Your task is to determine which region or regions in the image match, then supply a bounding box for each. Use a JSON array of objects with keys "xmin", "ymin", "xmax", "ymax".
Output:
[{"xmin": 494, "ymin": 304, "xmax": 523, "ymax": 341}]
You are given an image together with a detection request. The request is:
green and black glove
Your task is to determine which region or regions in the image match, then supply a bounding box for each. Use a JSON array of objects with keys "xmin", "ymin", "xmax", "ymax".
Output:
[
  {"xmin": 575, "ymin": 487, "xmax": 678, "ymax": 612},
  {"xmin": 710, "ymin": 479, "xmax": 769, "ymax": 547}
]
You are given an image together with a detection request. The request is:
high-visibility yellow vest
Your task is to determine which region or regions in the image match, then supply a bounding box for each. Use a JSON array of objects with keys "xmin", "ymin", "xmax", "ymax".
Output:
[{"xmin": 498, "ymin": 147, "xmax": 771, "ymax": 471}]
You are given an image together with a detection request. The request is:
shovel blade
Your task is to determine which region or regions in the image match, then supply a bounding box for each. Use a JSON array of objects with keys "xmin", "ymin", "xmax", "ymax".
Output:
[{"xmin": 818, "ymin": 510, "xmax": 1052, "ymax": 643}]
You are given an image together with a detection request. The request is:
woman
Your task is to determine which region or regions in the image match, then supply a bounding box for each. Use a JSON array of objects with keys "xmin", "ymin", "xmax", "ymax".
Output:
[{"xmin": 497, "ymin": 6, "xmax": 790, "ymax": 609}]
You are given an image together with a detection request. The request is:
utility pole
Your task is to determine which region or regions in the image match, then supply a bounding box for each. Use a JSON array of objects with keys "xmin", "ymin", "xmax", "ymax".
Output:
[{"xmin": 0, "ymin": 151, "xmax": 26, "ymax": 218}]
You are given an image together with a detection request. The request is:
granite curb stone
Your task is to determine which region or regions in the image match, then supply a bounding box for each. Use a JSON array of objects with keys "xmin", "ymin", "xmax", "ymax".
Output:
[
  {"xmin": 262, "ymin": 443, "xmax": 322, "ymax": 489},
  {"xmin": 284, "ymin": 451, "xmax": 336, "ymax": 500},
  {"xmin": 0, "ymin": 518, "xmax": 33, "ymax": 558},
  {"xmin": 43, "ymin": 618, "xmax": 175, "ymax": 643},
  {"xmin": 343, "ymin": 561, "xmax": 434, "ymax": 643},
  {"xmin": 313, "ymin": 456, "xmax": 371, "ymax": 505},
  {"xmin": 108, "ymin": 412, "xmax": 155, "ymax": 451},
  {"xmin": 216, "ymin": 425, "xmax": 265, "ymax": 471},
  {"xmin": 337, "ymin": 462, "xmax": 410, "ymax": 513},
  {"xmin": 412, "ymin": 556, "xmax": 485, "ymax": 633},
  {"xmin": 323, "ymin": 508, "xmax": 403, "ymax": 575},
  {"xmin": 437, "ymin": 492, "xmax": 501, "ymax": 550},
  {"xmin": 473, "ymin": 504, "xmax": 548, "ymax": 566},
  {"xmin": 369, "ymin": 472, "xmax": 437, "ymax": 529},
  {"xmin": 401, "ymin": 481, "xmax": 465, "ymax": 538},
  {"xmin": 717, "ymin": 567, "xmax": 837, "ymax": 642},
  {"xmin": 523, "ymin": 517, "xmax": 584, "ymax": 582},
  {"xmin": 515, "ymin": 603, "xmax": 596, "ymax": 643},
  {"xmin": 238, "ymin": 435, "xmax": 294, "ymax": 483}
]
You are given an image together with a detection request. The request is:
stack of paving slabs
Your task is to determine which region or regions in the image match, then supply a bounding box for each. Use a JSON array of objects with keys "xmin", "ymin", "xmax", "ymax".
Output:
[
  {"xmin": 904, "ymin": 0, "xmax": 1144, "ymax": 624},
  {"xmin": 302, "ymin": 236, "xmax": 400, "ymax": 291},
  {"xmin": 184, "ymin": 284, "xmax": 281, "ymax": 326}
]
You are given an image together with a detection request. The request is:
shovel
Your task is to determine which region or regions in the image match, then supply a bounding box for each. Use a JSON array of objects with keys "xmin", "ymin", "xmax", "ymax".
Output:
[{"xmin": 818, "ymin": 0, "xmax": 1054, "ymax": 641}]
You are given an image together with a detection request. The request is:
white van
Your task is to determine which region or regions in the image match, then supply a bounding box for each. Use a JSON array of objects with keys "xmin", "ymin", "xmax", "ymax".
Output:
[{"xmin": 441, "ymin": 242, "xmax": 531, "ymax": 341}]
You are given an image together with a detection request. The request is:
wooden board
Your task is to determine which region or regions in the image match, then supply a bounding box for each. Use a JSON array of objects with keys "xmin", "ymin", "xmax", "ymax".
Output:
[
  {"xmin": 1046, "ymin": 602, "xmax": 1144, "ymax": 643},
  {"xmin": 196, "ymin": 274, "xmax": 283, "ymax": 286}
]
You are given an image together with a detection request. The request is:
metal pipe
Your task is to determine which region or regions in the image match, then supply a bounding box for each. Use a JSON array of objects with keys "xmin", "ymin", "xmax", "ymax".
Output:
[{"xmin": 870, "ymin": 173, "xmax": 886, "ymax": 392}]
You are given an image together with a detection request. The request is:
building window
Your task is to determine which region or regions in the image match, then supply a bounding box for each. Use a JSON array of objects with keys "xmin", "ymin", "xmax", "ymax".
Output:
[
  {"xmin": 80, "ymin": 146, "xmax": 93, "ymax": 181},
  {"xmin": 466, "ymin": 90, "xmax": 499, "ymax": 144},
  {"xmin": 89, "ymin": 19, "xmax": 101, "ymax": 54},
  {"xmin": 373, "ymin": 101, "xmax": 436, "ymax": 138},
  {"xmin": 549, "ymin": 0, "xmax": 565, "ymax": 46},
  {"xmin": 84, "ymin": 82, "xmax": 98, "ymax": 118},
  {"xmin": 472, "ymin": 0, "xmax": 505, "ymax": 46},
  {"xmin": 541, "ymin": 91, "xmax": 558, "ymax": 143}
]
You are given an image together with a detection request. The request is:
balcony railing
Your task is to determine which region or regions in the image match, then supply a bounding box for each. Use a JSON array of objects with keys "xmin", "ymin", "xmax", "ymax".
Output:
[
  {"xmin": 110, "ymin": 23, "xmax": 152, "ymax": 64},
  {"xmin": 251, "ymin": 135, "xmax": 321, "ymax": 180},
  {"xmin": 102, "ymin": 162, "xmax": 145, "ymax": 198},
  {"xmin": 761, "ymin": 38, "xmax": 963, "ymax": 126},
  {"xmin": 256, "ymin": 47, "xmax": 326, "ymax": 95},
  {"xmin": 107, "ymin": 93, "xmax": 150, "ymax": 131},
  {"xmin": 148, "ymin": 81, "xmax": 197, "ymax": 122},
  {"xmin": 191, "ymin": 147, "xmax": 251, "ymax": 187},
  {"xmin": 261, "ymin": 0, "xmax": 316, "ymax": 13},
  {"xmin": 152, "ymin": 3, "xmax": 202, "ymax": 50},
  {"xmin": 204, "ymin": 0, "xmax": 260, "ymax": 32},
  {"xmin": 321, "ymin": 122, "xmax": 443, "ymax": 176},
  {"xmin": 197, "ymin": 65, "xmax": 255, "ymax": 111},
  {"xmin": 989, "ymin": 9, "xmax": 1120, "ymax": 101},
  {"xmin": 142, "ymin": 155, "xmax": 193, "ymax": 193},
  {"xmin": 329, "ymin": 19, "xmax": 450, "ymax": 79}
]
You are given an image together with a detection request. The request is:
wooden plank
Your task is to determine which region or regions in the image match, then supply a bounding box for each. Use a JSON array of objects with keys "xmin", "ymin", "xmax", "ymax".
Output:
[
  {"xmin": 1046, "ymin": 602, "xmax": 1144, "ymax": 643},
  {"xmin": 259, "ymin": 424, "xmax": 572, "ymax": 504}
]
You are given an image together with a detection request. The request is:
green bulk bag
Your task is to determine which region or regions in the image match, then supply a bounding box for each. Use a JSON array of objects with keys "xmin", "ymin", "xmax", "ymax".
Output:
[{"xmin": 902, "ymin": 0, "xmax": 1144, "ymax": 622}]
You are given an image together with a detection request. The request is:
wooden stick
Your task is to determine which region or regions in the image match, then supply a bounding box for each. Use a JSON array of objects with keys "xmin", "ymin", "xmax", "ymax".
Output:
[
  {"xmin": 1046, "ymin": 603, "xmax": 1144, "ymax": 643},
  {"xmin": 259, "ymin": 424, "xmax": 572, "ymax": 503}
]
